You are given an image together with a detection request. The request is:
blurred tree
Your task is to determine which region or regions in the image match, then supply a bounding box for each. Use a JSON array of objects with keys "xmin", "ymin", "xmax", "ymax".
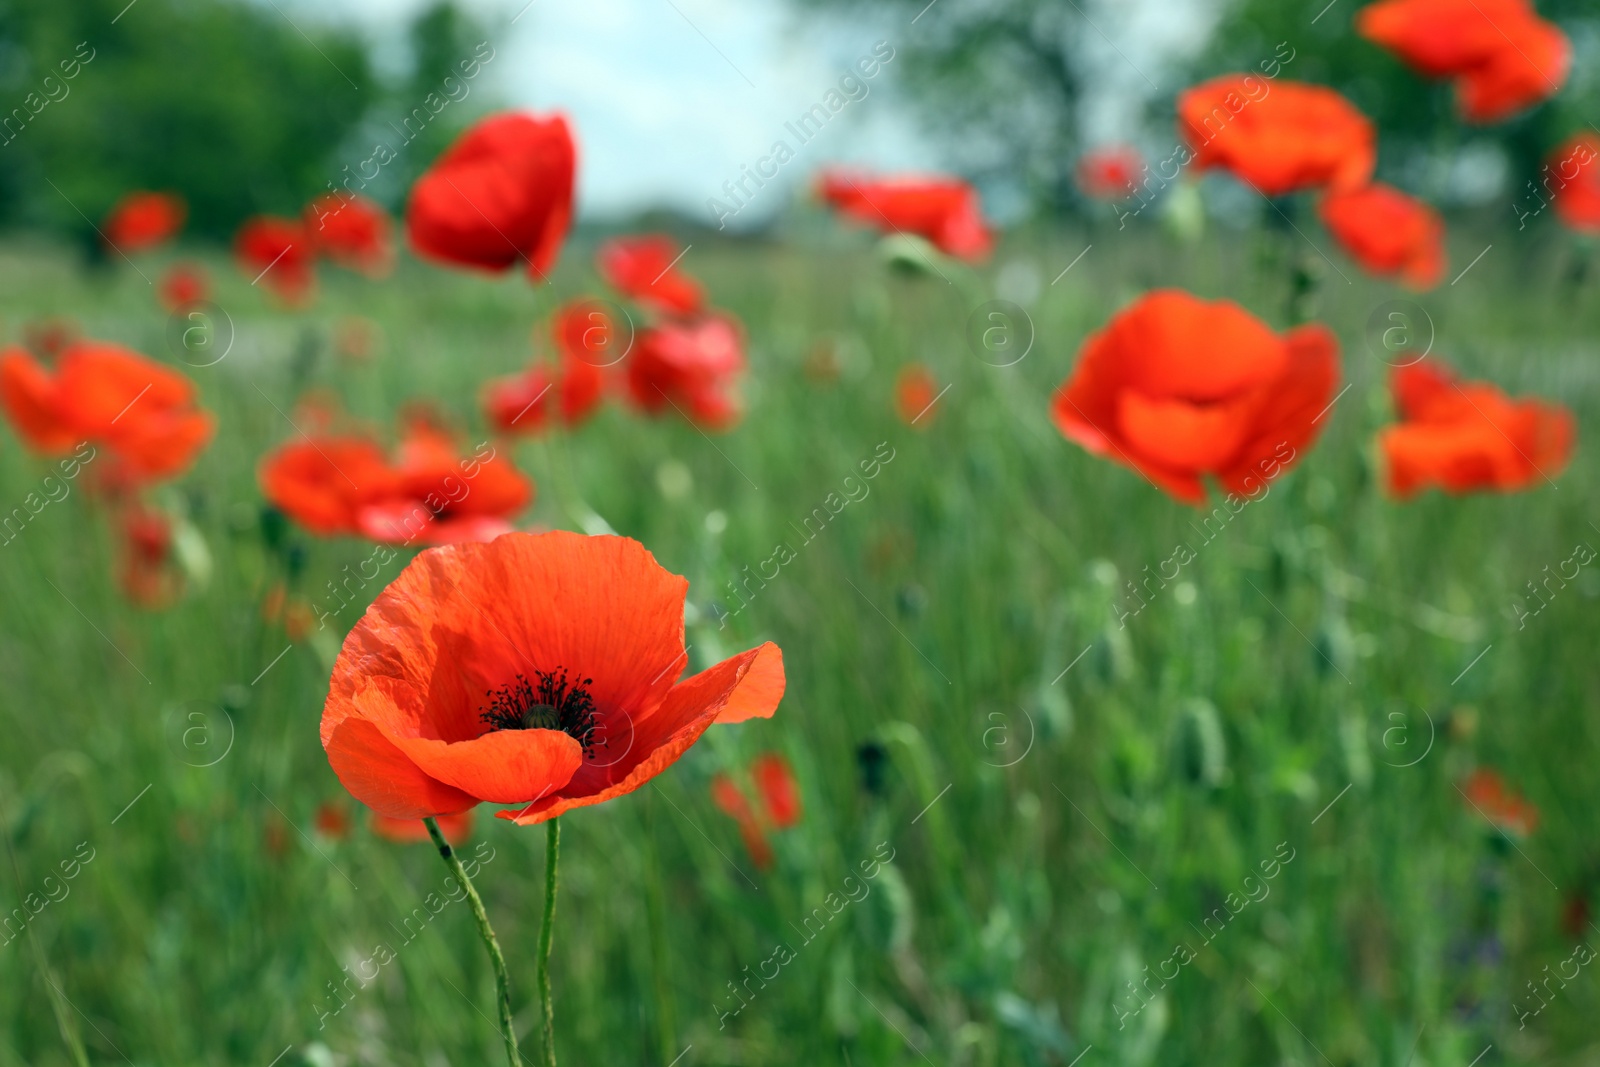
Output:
[
  {"xmin": 0, "ymin": 0, "xmax": 495, "ymax": 248},
  {"xmin": 0, "ymin": 0, "xmax": 373, "ymax": 245},
  {"xmin": 792, "ymin": 0, "xmax": 1090, "ymax": 213},
  {"xmin": 1194, "ymin": 0, "xmax": 1600, "ymax": 212}
]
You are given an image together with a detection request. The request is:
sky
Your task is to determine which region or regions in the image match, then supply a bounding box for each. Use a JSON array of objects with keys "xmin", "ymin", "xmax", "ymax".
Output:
[{"xmin": 292, "ymin": 0, "xmax": 1215, "ymax": 224}]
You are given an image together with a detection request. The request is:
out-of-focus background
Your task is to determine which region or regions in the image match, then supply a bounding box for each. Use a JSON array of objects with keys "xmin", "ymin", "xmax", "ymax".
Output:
[
  {"xmin": 4, "ymin": 0, "xmax": 1596, "ymax": 234},
  {"xmin": 2, "ymin": 2, "xmax": 1599, "ymax": 1067}
]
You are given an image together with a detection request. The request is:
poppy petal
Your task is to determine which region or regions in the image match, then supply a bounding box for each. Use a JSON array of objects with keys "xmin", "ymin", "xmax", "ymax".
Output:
[
  {"xmin": 0, "ymin": 349, "xmax": 76, "ymax": 452},
  {"xmin": 1216, "ymin": 324, "xmax": 1340, "ymax": 496},
  {"xmin": 711, "ymin": 641, "xmax": 785, "ymax": 724},
  {"xmin": 1117, "ymin": 391, "xmax": 1256, "ymax": 472},
  {"xmin": 325, "ymin": 716, "xmax": 479, "ymax": 819},
  {"xmin": 390, "ymin": 728, "xmax": 584, "ymax": 806}
]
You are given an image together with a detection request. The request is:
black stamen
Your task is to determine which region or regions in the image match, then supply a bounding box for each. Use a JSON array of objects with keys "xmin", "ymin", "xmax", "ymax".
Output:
[{"xmin": 480, "ymin": 668, "xmax": 603, "ymax": 758}]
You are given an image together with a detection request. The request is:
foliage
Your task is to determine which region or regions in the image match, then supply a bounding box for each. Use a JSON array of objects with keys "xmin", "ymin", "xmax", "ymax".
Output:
[
  {"xmin": 0, "ymin": 0, "xmax": 493, "ymax": 247},
  {"xmin": 0, "ymin": 226, "xmax": 1595, "ymax": 1064}
]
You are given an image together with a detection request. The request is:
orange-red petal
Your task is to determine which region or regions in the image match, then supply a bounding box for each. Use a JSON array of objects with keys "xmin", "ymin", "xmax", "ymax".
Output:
[
  {"xmin": 325, "ymin": 717, "xmax": 479, "ymax": 819},
  {"xmin": 712, "ymin": 641, "xmax": 785, "ymax": 724}
]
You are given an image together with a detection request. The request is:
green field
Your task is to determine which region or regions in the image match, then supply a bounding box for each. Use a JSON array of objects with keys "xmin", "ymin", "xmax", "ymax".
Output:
[{"xmin": 1, "ymin": 225, "xmax": 1596, "ymax": 1066}]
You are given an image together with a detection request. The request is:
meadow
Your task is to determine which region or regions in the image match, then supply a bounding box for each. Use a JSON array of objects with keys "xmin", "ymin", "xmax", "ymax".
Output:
[{"xmin": 0, "ymin": 219, "xmax": 1597, "ymax": 1067}]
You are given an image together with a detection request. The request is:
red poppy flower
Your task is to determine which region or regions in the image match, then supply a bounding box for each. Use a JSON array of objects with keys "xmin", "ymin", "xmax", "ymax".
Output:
[
  {"xmin": 548, "ymin": 301, "xmax": 609, "ymax": 419},
  {"xmin": 261, "ymin": 422, "xmax": 532, "ymax": 545},
  {"xmin": 307, "ymin": 193, "xmax": 395, "ymax": 277},
  {"xmin": 1050, "ymin": 290, "xmax": 1340, "ymax": 504},
  {"xmin": 894, "ymin": 363, "xmax": 940, "ymax": 428},
  {"xmin": 751, "ymin": 753, "xmax": 801, "ymax": 828},
  {"xmin": 320, "ymin": 531, "xmax": 785, "ymax": 825},
  {"xmin": 235, "ymin": 216, "xmax": 317, "ymax": 305},
  {"xmin": 482, "ymin": 302, "xmax": 610, "ymax": 435},
  {"xmin": 1178, "ymin": 77, "xmax": 1376, "ymax": 196},
  {"xmin": 102, "ymin": 191, "xmax": 186, "ymax": 253},
  {"xmin": 598, "ymin": 235, "xmax": 704, "ymax": 316},
  {"xmin": 711, "ymin": 753, "xmax": 800, "ymax": 870},
  {"xmin": 116, "ymin": 504, "xmax": 181, "ymax": 608},
  {"xmin": 1562, "ymin": 890, "xmax": 1592, "ymax": 939},
  {"xmin": 711, "ymin": 774, "xmax": 775, "ymax": 869},
  {"xmin": 371, "ymin": 809, "xmax": 475, "ymax": 844},
  {"xmin": 159, "ymin": 262, "xmax": 211, "ymax": 312},
  {"xmin": 0, "ymin": 341, "xmax": 214, "ymax": 485},
  {"xmin": 259, "ymin": 436, "xmax": 400, "ymax": 536},
  {"xmin": 1077, "ymin": 145, "xmax": 1144, "ymax": 201},
  {"xmin": 1454, "ymin": 15, "xmax": 1569, "ymax": 122},
  {"xmin": 358, "ymin": 423, "xmax": 533, "ymax": 545},
  {"xmin": 1549, "ymin": 134, "xmax": 1600, "ymax": 232},
  {"xmin": 1461, "ymin": 768, "xmax": 1539, "ymax": 836},
  {"xmin": 483, "ymin": 367, "xmax": 559, "ymax": 436},
  {"xmin": 314, "ymin": 802, "xmax": 351, "ymax": 840},
  {"xmin": 1319, "ymin": 183, "xmax": 1447, "ymax": 289},
  {"xmin": 406, "ymin": 112, "xmax": 576, "ymax": 281},
  {"xmin": 818, "ymin": 170, "xmax": 993, "ymax": 261},
  {"xmin": 1379, "ymin": 359, "xmax": 1573, "ymax": 498},
  {"xmin": 625, "ymin": 315, "xmax": 745, "ymax": 430},
  {"xmin": 1356, "ymin": 0, "xmax": 1569, "ymax": 122}
]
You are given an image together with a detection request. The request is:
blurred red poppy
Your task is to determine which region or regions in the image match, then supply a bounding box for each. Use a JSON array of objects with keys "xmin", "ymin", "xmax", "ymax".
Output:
[
  {"xmin": 1051, "ymin": 290, "xmax": 1340, "ymax": 504},
  {"xmin": 314, "ymin": 802, "xmax": 351, "ymax": 840},
  {"xmin": 625, "ymin": 315, "xmax": 745, "ymax": 430},
  {"xmin": 711, "ymin": 774, "xmax": 774, "ymax": 869},
  {"xmin": 1319, "ymin": 183, "xmax": 1446, "ymax": 289},
  {"xmin": 259, "ymin": 436, "xmax": 399, "ymax": 536},
  {"xmin": 235, "ymin": 216, "xmax": 317, "ymax": 306},
  {"xmin": 1461, "ymin": 768, "xmax": 1539, "ymax": 836},
  {"xmin": 1178, "ymin": 77, "xmax": 1376, "ymax": 196},
  {"xmin": 1562, "ymin": 889, "xmax": 1592, "ymax": 939},
  {"xmin": 482, "ymin": 302, "xmax": 610, "ymax": 435},
  {"xmin": 102, "ymin": 191, "xmax": 186, "ymax": 253},
  {"xmin": 307, "ymin": 193, "xmax": 394, "ymax": 277},
  {"xmin": 116, "ymin": 504, "xmax": 181, "ymax": 608},
  {"xmin": 895, "ymin": 363, "xmax": 940, "ymax": 428},
  {"xmin": 319, "ymin": 531, "xmax": 785, "ymax": 823},
  {"xmin": 357, "ymin": 422, "xmax": 533, "ymax": 545},
  {"xmin": 818, "ymin": 170, "xmax": 992, "ymax": 261},
  {"xmin": 0, "ymin": 341, "xmax": 214, "ymax": 486},
  {"xmin": 751, "ymin": 753, "xmax": 801, "ymax": 828},
  {"xmin": 483, "ymin": 366, "xmax": 559, "ymax": 436},
  {"xmin": 260, "ymin": 422, "xmax": 532, "ymax": 545},
  {"xmin": 406, "ymin": 111, "xmax": 576, "ymax": 281},
  {"xmin": 1548, "ymin": 134, "xmax": 1600, "ymax": 233},
  {"xmin": 1076, "ymin": 145, "xmax": 1144, "ymax": 201},
  {"xmin": 1379, "ymin": 359, "xmax": 1573, "ymax": 498},
  {"xmin": 370, "ymin": 809, "xmax": 475, "ymax": 845},
  {"xmin": 1357, "ymin": 0, "xmax": 1569, "ymax": 122},
  {"xmin": 598, "ymin": 235, "xmax": 703, "ymax": 316},
  {"xmin": 159, "ymin": 262, "xmax": 211, "ymax": 312},
  {"xmin": 712, "ymin": 753, "xmax": 801, "ymax": 871}
]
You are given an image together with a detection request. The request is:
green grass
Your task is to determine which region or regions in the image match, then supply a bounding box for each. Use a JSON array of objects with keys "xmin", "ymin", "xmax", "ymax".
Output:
[{"xmin": 0, "ymin": 221, "xmax": 1597, "ymax": 1067}]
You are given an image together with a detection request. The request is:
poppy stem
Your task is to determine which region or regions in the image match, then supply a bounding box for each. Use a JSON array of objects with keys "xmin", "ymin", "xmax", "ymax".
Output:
[
  {"xmin": 537, "ymin": 817, "xmax": 561, "ymax": 1067},
  {"xmin": 422, "ymin": 816, "xmax": 521, "ymax": 1067}
]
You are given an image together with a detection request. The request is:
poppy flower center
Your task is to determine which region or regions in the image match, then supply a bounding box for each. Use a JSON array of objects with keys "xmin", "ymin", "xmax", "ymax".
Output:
[{"xmin": 479, "ymin": 668, "xmax": 603, "ymax": 758}]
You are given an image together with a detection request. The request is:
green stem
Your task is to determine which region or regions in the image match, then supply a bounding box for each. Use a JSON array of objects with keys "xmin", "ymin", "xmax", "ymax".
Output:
[
  {"xmin": 423, "ymin": 817, "xmax": 520, "ymax": 1067},
  {"xmin": 537, "ymin": 818, "xmax": 561, "ymax": 1067}
]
